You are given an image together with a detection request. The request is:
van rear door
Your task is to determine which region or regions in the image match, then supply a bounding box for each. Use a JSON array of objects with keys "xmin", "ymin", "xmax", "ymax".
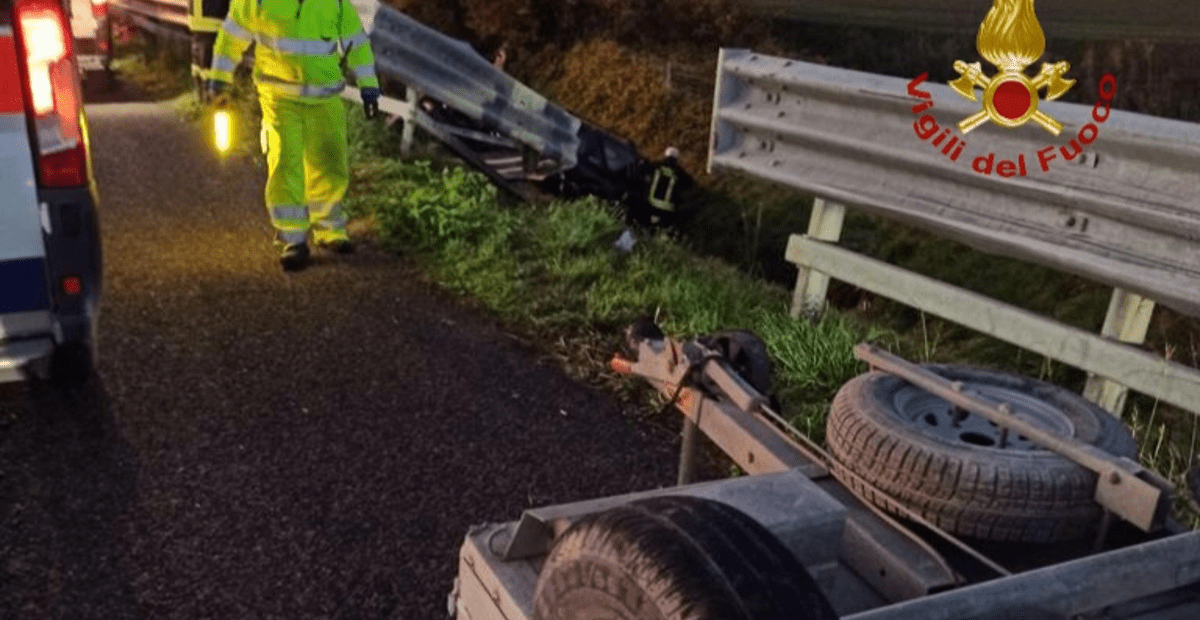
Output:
[{"xmin": 0, "ymin": 19, "xmax": 56, "ymax": 377}]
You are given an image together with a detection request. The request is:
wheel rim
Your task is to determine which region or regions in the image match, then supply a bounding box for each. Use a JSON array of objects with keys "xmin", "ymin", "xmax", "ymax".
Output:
[{"xmin": 891, "ymin": 382, "xmax": 1076, "ymax": 450}]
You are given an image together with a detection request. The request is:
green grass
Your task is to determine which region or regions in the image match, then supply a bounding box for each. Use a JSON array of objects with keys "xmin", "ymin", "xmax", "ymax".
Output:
[
  {"xmin": 340, "ymin": 115, "xmax": 891, "ymax": 435},
  {"xmin": 1126, "ymin": 398, "xmax": 1200, "ymax": 529}
]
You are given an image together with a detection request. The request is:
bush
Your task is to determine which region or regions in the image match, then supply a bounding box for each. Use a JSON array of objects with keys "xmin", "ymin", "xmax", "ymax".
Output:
[{"xmin": 354, "ymin": 160, "xmax": 503, "ymax": 251}]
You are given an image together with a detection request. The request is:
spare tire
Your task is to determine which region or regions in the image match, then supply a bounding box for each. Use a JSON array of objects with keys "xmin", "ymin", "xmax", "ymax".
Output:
[
  {"xmin": 532, "ymin": 496, "xmax": 838, "ymax": 620},
  {"xmin": 826, "ymin": 365, "xmax": 1138, "ymax": 543}
]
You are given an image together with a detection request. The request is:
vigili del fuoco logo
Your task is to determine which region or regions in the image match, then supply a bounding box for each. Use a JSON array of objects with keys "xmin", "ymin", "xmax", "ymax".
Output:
[{"xmin": 907, "ymin": 0, "xmax": 1118, "ymax": 177}]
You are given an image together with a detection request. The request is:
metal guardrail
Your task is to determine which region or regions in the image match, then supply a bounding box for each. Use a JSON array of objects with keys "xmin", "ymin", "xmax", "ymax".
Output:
[
  {"xmin": 110, "ymin": 0, "xmax": 189, "ymax": 28},
  {"xmin": 709, "ymin": 49, "xmax": 1200, "ymax": 319},
  {"xmin": 745, "ymin": 0, "xmax": 1200, "ymax": 43},
  {"xmin": 709, "ymin": 49, "xmax": 1200, "ymax": 416},
  {"xmin": 369, "ymin": 4, "xmax": 581, "ymax": 172}
]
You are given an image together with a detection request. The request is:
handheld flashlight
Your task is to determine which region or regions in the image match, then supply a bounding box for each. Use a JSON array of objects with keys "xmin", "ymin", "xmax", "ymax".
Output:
[{"xmin": 214, "ymin": 110, "xmax": 232, "ymax": 154}]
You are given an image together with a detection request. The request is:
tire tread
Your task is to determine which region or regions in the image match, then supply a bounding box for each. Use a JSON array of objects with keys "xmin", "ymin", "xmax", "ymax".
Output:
[
  {"xmin": 532, "ymin": 497, "xmax": 838, "ymax": 620},
  {"xmin": 826, "ymin": 367, "xmax": 1137, "ymax": 543}
]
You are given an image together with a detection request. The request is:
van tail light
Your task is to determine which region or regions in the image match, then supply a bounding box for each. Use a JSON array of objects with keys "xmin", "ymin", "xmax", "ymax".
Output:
[
  {"xmin": 90, "ymin": 0, "xmax": 109, "ymax": 19},
  {"xmin": 14, "ymin": 0, "xmax": 88, "ymax": 188},
  {"xmin": 62, "ymin": 276, "xmax": 82, "ymax": 296}
]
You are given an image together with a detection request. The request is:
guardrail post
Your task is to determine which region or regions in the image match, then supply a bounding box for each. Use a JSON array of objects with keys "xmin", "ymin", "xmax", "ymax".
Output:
[
  {"xmin": 401, "ymin": 87, "xmax": 422, "ymax": 156},
  {"xmin": 789, "ymin": 198, "xmax": 846, "ymax": 319},
  {"xmin": 1083, "ymin": 288, "xmax": 1156, "ymax": 414}
]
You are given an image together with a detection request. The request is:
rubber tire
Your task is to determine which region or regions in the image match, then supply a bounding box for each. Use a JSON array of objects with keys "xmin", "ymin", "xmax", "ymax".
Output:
[
  {"xmin": 532, "ymin": 496, "xmax": 838, "ymax": 620},
  {"xmin": 826, "ymin": 365, "xmax": 1138, "ymax": 543},
  {"xmin": 49, "ymin": 342, "xmax": 95, "ymax": 386}
]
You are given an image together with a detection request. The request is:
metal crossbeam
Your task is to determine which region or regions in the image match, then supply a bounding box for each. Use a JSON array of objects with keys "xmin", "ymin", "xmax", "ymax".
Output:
[{"xmin": 785, "ymin": 235, "xmax": 1200, "ymax": 417}]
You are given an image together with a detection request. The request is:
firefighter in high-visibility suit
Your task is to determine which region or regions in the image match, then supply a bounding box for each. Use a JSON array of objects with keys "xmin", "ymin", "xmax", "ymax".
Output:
[{"xmin": 207, "ymin": 0, "xmax": 380, "ymax": 271}]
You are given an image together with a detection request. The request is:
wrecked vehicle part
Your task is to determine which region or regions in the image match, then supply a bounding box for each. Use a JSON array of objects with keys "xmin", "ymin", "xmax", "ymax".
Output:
[{"xmin": 369, "ymin": 5, "xmax": 685, "ymax": 216}]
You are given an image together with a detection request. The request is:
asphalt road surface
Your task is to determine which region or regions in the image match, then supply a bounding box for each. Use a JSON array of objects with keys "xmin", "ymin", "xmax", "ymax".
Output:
[{"xmin": 0, "ymin": 77, "xmax": 680, "ymax": 618}]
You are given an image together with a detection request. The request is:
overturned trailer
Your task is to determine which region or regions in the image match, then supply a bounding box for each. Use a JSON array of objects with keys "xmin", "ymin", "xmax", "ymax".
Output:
[
  {"xmin": 448, "ymin": 49, "xmax": 1200, "ymax": 620},
  {"xmin": 453, "ymin": 333, "xmax": 1200, "ymax": 619}
]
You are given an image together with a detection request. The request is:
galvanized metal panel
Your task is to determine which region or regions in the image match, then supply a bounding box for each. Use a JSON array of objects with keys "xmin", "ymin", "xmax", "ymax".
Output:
[
  {"xmin": 815, "ymin": 480, "xmax": 959, "ymax": 603},
  {"xmin": 743, "ymin": 0, "xmax": 1200, "ymax": 43},
  {"xmin": 711, "ymin": 49, "xmax": 1200, "ymax": 318},
  {"xmin": 459, "ymin": 526, "xmax": 537, "ymax": 620},
  {"xmin": 1108, "ymin": 587, "xmax": 1200, "ymax": 620},
  {"xmin": 370, "ymin": 5, "xmax": 580, "ymax": 171},
  {"xmin": 843, "ymin": 530, "xmax": 1200, "ymax": 620},
  {"xmin": 110, "ymin": 0, "xmax": 190, "ymax": 27}
]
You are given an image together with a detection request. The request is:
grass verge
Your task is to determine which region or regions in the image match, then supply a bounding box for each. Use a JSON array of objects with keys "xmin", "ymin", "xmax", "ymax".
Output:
[{"xmin": 340, "ymin": 114, "xmax": 892, "ymax": 440}]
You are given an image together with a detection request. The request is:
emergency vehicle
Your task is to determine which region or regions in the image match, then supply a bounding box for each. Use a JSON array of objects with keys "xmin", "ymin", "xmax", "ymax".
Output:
[{"xmin": 1, "ymin": 0, "xmax": 102, "ymax": 383}]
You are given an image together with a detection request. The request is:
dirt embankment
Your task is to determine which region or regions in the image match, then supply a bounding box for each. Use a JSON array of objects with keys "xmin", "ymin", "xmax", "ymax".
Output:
[{"xmin": 389, "ymin": 0, "xmax": 768, "ymax": 174}]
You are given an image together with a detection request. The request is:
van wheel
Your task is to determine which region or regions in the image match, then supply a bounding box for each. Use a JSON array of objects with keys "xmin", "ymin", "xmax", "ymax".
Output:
[
  {"xmin": 532, "ymin": 496, "xmax": 838, "ymax": 620},
  {"xmin": 50, "ymin": 342, "xmax": 95, "ymax": 385},
  {"xmin": 826, "ymin": 365, "xmax": 1138, "ymax": 543}
]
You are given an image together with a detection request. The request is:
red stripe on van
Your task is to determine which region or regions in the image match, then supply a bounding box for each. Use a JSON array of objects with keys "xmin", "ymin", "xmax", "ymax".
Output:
[{"xmin": 0, "ymin": 36, "xmax": 22, "ymax": 114}]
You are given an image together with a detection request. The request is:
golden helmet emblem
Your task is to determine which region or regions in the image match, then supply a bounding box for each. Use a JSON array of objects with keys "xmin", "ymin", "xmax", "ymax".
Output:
[{"xmin": 949, "ymin": 0, "xmax": 1076, "ymax": 134}]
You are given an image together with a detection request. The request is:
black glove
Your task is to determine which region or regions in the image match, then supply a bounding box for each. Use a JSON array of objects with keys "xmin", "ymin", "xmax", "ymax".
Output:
[
  {"xmin": 206, "ymin": 80, "xmax": 230, "ymax": 108},
  {"xmin": 361, "ymin": 87, "xmax": 380, "ymax": 119}
]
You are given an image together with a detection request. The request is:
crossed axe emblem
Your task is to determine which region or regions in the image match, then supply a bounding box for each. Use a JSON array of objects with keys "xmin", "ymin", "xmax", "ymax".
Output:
[{"xmin": 949, "ymin": 60, "xmax": 1075, "ymax": 135}]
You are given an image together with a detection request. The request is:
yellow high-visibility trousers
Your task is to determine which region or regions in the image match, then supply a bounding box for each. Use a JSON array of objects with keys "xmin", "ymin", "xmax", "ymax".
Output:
[{"xmin": 259, "ymin": 91, "xmax": 349, "ymax": 251}]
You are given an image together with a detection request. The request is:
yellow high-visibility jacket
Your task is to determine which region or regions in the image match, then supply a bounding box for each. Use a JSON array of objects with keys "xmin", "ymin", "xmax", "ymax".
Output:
[{"xmin": 210, "ymin": 0, "xmax": 378, "ymax": 100}]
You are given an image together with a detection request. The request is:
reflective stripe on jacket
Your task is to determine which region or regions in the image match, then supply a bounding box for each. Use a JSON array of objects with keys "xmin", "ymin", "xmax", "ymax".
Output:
[
  {"xmin": 210, "ymin": 0, "xmax": 379, "ymax": 99},
  {"xmin": 648, "ymin": 165, "xmax": 678, "ymax": 213}
]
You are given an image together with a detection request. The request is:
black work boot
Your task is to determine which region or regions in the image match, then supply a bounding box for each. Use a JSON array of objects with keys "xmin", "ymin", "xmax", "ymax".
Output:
[
  {"xmin": 317, "ymin": 238, "xmax": 354, "ymax": 254},
  {"xmin": 280, "ymin": 244, "xmax": 310, "ymax": 271}
]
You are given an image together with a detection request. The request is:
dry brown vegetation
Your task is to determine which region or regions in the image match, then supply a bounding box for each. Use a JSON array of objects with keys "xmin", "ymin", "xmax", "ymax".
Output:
[
  {"xmin": 388, "ymin": 0, "xmax": 769, "ymax": 174},
  {"xmin": 390, "ymin": 1, "xmax": 1199, "ymax": 173}
]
